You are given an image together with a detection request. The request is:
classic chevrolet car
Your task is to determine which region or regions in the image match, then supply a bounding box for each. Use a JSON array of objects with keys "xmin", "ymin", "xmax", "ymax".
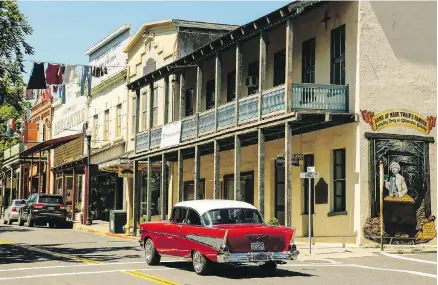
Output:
[{"xmin": 139, "ymin": 200, "xmax": 299, "ymax": 275}]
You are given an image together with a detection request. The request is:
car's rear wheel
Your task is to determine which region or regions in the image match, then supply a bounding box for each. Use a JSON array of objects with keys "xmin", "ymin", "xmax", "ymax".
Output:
[
  {"xmin": 48, "ymin": 222, "xmax": 55, "ymax": 228},
  {"xmin": 18, "ymin": 215, "xmax": 25, "ymax": 226},
  {"xmin": 192, "ymin": 250, "xmax": 211, "ymax": 275},
  {"xmin": 144, "ymin": 238, "xmax": 161, "ymax": 265},
  {"xmin": 259, "ymin": 261, "xmax": 277, "ymax": 275},
  {"xmin": 27, "ymin": 214, "xmax": 34, "ymax": 227}
]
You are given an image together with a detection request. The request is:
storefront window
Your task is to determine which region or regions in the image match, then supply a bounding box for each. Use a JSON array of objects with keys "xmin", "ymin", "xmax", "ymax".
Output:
[
  {"xmin": 184, "ymin": 179, "xmax": 205, "ymax": 201},
  {"xmin": 55, "ymin": 173, "xmax": 63, "ymax": 195},
  {"xmin": 75, "ymin": 174, "xmax": 83, "ymax": 213}
]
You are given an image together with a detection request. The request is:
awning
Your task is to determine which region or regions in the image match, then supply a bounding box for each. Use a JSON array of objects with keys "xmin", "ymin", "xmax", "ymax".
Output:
[{"xmin": 20, "ymin": 133, "xmax": 82, "ymax": 156}]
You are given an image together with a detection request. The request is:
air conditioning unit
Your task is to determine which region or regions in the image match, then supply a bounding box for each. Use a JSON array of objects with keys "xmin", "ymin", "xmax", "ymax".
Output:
[{"xmin": 245, "ymin": 76, "xmax": 258, "ymax": 88}]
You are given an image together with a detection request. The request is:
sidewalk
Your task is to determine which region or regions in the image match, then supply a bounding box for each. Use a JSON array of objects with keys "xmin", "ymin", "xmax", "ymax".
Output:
[{"xmin": 73, "ymin": 220, "xmax": 137, "ymax": 241}]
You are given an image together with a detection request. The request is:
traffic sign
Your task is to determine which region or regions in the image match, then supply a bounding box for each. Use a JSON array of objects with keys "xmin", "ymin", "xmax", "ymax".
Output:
[
  {"xmin": 307, "ymin": 167, "xmax": 315, "ymax": 172},
  {"xmin": 300, "ymin": 172, "xmax": 319, "ymax": 179}
]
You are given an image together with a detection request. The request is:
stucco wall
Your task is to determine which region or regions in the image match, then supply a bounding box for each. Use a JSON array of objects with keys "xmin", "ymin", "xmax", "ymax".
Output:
[
  {"xmin": 170, "ymin": 123, "xmax": 357, "ymax": 238},
  {"xmin": 357, "ymin": 1, "xmax": 437, "ymax": 242}
]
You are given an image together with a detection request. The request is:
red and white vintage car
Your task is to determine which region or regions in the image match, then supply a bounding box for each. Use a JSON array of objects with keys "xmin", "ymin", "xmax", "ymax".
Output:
[{"xmin": 139, "ymin": 200, "xmax": 299, "ymax": 275}]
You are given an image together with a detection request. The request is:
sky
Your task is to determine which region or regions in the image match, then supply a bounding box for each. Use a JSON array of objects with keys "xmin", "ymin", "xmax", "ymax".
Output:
[{"xmin": 18, "ymin": 1, "xmax": 290, "ymax": 82}]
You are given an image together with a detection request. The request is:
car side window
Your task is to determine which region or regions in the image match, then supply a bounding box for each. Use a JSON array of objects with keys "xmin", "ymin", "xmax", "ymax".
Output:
[
  {"xmin": 172, "ymin": 207, "xmax": 187, "ymax": 224},
  {"xmin": 30, "ymin": 195, "xmax": 37, "ymax": 203},
  {"xmin": 186, "ymin": 209, "xmax": 202, "ymax": 226}
]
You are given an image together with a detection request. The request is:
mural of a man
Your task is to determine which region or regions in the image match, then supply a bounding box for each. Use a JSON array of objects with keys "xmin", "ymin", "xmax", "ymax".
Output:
[{"xmin": 385, "ymin": 161, "xmax": 408, "ymax": 198}]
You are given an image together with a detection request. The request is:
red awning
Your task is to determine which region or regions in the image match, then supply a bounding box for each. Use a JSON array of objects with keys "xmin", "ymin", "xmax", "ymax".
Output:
[{"xmin": 20, "ymin": 133, "xmax": 82, "ymax": 156}]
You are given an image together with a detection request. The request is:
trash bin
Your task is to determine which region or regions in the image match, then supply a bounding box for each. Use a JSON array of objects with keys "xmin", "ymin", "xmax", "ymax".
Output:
[{"xmin": 109, "ymin": 210, "xmax": 127, "ymax": 234}]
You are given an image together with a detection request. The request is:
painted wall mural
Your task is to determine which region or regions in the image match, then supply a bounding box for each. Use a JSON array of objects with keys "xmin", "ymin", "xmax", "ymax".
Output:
[{"xmin": 364, "ymin": 136, "xmax": 435, "ymax": 244}]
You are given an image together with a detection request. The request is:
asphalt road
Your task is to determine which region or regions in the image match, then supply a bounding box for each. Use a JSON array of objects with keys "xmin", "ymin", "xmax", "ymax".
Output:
[{"xmin": 0, "ymin": 223, "xmax": 436, "ymax": 285}]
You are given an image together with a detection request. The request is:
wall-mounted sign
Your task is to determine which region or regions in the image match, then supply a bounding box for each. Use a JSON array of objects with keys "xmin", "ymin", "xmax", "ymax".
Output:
[
  {"xmin": 160, "ymin": 121, "xmax": 181, "ymax": 149},
  {"xmin": 292, "ymin": 154, "xmax": 304, "ymax": 166},
  {"xmin": 118, "ymin": 167, "xmax": 134, "ymax": 178},
  {"xmin": 361, "ymin": 109, "xmax": 436, "ymax": 135}
]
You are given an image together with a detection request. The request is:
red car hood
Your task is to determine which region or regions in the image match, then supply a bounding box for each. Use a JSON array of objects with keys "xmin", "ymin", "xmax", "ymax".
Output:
[{"xmin": 213, "ymin": 224, "xmax": 295, "ymax": 253}]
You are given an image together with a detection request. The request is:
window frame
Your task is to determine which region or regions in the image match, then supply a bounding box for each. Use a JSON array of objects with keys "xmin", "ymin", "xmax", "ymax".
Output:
[
  {"xmin": 185, "ymin": 88, "xmax": 195, "ymax": 116},
  {"xmin": 141, "ymin": 90, "xmax": 147, "ymax": 131},
  {"xmin": 103, "ymin": 109, "xmax": 109, "ymax": 141},
  {"xmin": 183, "ymin": 179, "xmax": 206, "ymax": 201},
  {"xmin": 273, "ymin": 49, "xmax": 286, "ymax": 87},
  {"xmin": 333, "ymin": 148, "xmax": 346, "ymax": 212},
  {"xmin": 330, "ymin": 25, "xmax": 346, "ymax": 85},
  {"xmin": 206, "ymin": 79, "xmax": 215, "ymax": 110},
  {"xmin": 116, "ymin": 104, "xmax": 122, "ymax": 137},
  {"xmin": 302, "ymin": 37, "xmax": 315, "ymax": 84},
  {"xmin": 93, "ymin": 114, "xmax": 99, "ymax": 143},
  {"xmin": 248, "ymin": 60, "xmax": 259, "ymax": 95},
  {"xmin": 152, "ymin": 87, "xmax": 158, "ymax": 128},
  {"xmin": 227, "ymin": 70, "xmax": 236, "ymax": 102}
]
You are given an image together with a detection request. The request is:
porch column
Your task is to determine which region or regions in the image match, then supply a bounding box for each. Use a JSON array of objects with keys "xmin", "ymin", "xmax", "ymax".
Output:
[
  {"xmin": 18, "ymin": 165, "xmax": 23, "ymax": 200},
  {"xmin": 179, "ymin": 73, "xmax": 185, "ymax": 121},
  {"xmin": 196, "ymin": 65, "xmax": 203, "ymax": 114},
  {"xmin": 62, "ymin": 171, "xmax": 65, "ymax": 201},
  {"xmin": 258, "ymin": 31, "xmax": 267, "ymax": 120},
  {"xmin": 214, "ymin": 52, "xmax": 221, "ymax": 131},
  {"xmin": 146, "ymin": 157, "xmax": 152, "ymax": 221},
  {"xmin": 10, "ymin": 168, "xmax": 13, "ymax": 202},
  {"xmin": 20, "ymin": 165, "xmax": 25, "ymax": 199},
  {"xmin": 285, "ymin": 122, "xmax": 293, "ymax": 227},
  {"xmin": 83, "ymin": 166, "xmax": 88, "ymax": 225},
  {"xmin": 213, "ymin": 140, "xmax": 220, "ymax": 199},
  {"xmin": 72, "ymin": 168, "xmax": 76, "ymax": 222},
  {"xmin": 46, "ymin": 148, "xmax": 51, "ymax": 194},
  {"xmin": 196, "ymin": 65, "xmax": 202, "ymax": 138},
  {"xmin": 235, "ymin": 41, "xmax": 242, "ymax": 127},
  {"xmin": 132, "ymin": 160, "xmax": 139, "ymax": 235},
  {"xmin": 38, "ymin": 151, "xmax": 42, "ymax": 194},
  {"xmin": 234, "ymin": 135, "xmax": 241, "ymax": 201},
  {"xmin": 160, "ymin": 154, "xmax": 167, "ymax": 220},
  {"xmin": 163, "ymin": 76, "xmax": 169, "ymax": 125},
  {"xmin": 148, "ymin": 83, "xmax": 154, "ymax": 149},
  {"xmin": 134, "ymin": 89, "xmax": 140, "ymax": 150},
  {"xmin": 257, "ymin": 129, "xmax": 265, "ymax": 215},
  {"xmin": 29, "ymin": 153, "xmax": 33, "ymax": 194},
  {"xmin": 194, "ymin": 145, "xmax": 201, "ymax": 200},
  {"xmin": 177, "ymin": 150, "xmax": 184, "ymax": 202},
  {"xmin": 285, "ymin": 18, "xmax": 293, "ymax": 113}
]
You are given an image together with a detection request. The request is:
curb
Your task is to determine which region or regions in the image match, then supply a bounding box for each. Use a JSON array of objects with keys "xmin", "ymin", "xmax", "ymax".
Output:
[{"xmin": 73, "ymin": 223, "xmax": 138, "ymax": 241}]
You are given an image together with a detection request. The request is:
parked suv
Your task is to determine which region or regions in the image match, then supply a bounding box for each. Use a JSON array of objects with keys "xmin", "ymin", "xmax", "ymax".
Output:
[{"xmin": 18, "ymin": 194, "xmax": 67, "ymax": 228}]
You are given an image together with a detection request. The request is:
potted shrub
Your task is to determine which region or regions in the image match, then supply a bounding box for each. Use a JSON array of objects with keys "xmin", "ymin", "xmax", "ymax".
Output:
[{"xmin": 267, "ymin": 217, "xmax": 280, "ymax": 226}]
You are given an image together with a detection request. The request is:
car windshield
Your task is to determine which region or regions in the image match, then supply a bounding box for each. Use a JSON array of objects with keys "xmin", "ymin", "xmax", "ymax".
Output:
[
  {"xmin": 38, "ymin": 196, "xmax": 64, "ymax": 204},
  {"xmin": 14, "ymin": 200, "xmax": 26, "ymax": 205},
  {"xmin": 202, "ymin": 208, "xmax": 264, "ymax": 226}
]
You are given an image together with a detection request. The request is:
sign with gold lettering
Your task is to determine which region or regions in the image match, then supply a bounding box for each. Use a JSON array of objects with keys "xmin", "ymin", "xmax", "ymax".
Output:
[{"xmin": 361, "ymin": 109, "xmax": 436, "ymax": 135}]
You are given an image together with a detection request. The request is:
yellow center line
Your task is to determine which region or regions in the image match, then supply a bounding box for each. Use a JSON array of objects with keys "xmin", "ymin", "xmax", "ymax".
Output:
[
  {"xmin": 125, "ymin": 270, "xmax": 180, "ymax": 285},
  {"xmin": 0, "ymin": 239, "xmax": 180, "ymax": 284}
]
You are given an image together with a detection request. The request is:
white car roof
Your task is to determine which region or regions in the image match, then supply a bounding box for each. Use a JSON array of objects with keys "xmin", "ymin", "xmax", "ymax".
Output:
[{"xmin": 174, "ymin": 199, "xmax": 257, "ymax": 216}]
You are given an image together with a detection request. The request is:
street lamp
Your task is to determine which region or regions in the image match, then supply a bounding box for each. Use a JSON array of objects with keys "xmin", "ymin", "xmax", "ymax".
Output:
[{"xmin": 85, "ymin": 127, "xmax": 92, "ymax": 226}]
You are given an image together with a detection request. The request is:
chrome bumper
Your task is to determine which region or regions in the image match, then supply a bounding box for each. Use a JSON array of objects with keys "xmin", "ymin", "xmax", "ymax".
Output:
[{"xmin": 217, "ymin": 249, "xmax": 299, "ymax": 263}]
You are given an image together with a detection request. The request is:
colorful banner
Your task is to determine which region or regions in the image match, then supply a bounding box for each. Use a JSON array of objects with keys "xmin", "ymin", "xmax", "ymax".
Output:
[{"xmin": 361, "ymin": 109, "xmax": 436, "ymax": 135}]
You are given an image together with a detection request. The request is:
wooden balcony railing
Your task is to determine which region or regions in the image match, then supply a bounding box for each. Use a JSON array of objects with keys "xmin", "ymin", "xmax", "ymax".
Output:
[{"xmin": 135, "ymin": 83, "xmax": 349, "ymax": 152}]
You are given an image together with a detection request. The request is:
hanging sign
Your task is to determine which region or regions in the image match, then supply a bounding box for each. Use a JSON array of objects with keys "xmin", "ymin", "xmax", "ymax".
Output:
[
  {"xmin": 118, "ymin": 167, "xmax": 134, "ymax": 178},
  {"xmin": 160, "ymin": 121, "xmax": 182, "ymax": 149},
  {"xmin": 361, "ymin": 109, "xmax": 436, "ymax": 135}
]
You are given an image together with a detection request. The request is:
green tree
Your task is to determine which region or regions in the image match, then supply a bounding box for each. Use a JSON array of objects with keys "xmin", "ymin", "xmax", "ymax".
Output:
[{"xmin": 0, "ymin": 1, "xmax": 34, "ymax": 152}]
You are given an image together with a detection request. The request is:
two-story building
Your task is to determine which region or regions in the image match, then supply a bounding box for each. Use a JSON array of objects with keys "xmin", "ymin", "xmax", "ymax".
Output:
[
  {"xmin": 123, "ymin": 19, "xmax": 238, "ymax": 231},
  {"xmin": 85, "ymin": 24, "xmax": 132, "ymax": 222},
  {"xmin": 127, "ymin": 1, "xmax": 437, "ymax": 245}
]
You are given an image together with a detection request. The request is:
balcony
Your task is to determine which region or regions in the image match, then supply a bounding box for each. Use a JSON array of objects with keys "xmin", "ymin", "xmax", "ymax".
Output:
[
  {"xmin": 2, "ymin": 143, "xmax": 25, "ymax": 160},
  {"xmin": 135, "ymin": 83, "xmax": 349, "ymax": 152}
]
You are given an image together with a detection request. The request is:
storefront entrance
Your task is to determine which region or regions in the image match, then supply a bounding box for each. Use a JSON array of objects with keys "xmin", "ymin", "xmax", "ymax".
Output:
[{"xmin": 91, "ymin": 173, "xmax": 123, "ymax": 221}]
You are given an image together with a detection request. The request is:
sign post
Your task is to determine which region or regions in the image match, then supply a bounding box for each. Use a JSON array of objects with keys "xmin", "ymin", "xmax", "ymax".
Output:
[{"xmin": 300, "ymin": 167, "xmax": 319, "ymax": 254}]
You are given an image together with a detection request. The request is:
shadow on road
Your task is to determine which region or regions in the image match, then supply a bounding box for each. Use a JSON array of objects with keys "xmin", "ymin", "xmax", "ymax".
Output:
[
  {"xmin": 162, "ymin": 262, "xmax": 315, "ymax": 279},
  {"xmin": 0, "ymin": 225, "xmax": 31, "ymax": 234}
]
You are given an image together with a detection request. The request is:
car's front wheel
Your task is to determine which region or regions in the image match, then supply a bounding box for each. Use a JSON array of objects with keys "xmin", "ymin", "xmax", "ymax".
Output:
[
  {"xmin": 192, "ymin": 250, "xmax": 211, "ymax": 275},
  {"xmin": 144, "ymin": 238, "xmax": 161, "ymax": 265}
]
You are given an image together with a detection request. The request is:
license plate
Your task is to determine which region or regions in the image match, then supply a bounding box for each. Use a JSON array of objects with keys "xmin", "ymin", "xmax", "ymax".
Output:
[
  {"xmin": 48, "ymin": 207, "xmax": 55, "ymax": 211},
  {"xmin": 250, "ymin": 242, "xmax": 265, "ymax": 252},
  {"xmin": 253, "ymin": 253, "xmax": 268, "ymax": 261}
]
